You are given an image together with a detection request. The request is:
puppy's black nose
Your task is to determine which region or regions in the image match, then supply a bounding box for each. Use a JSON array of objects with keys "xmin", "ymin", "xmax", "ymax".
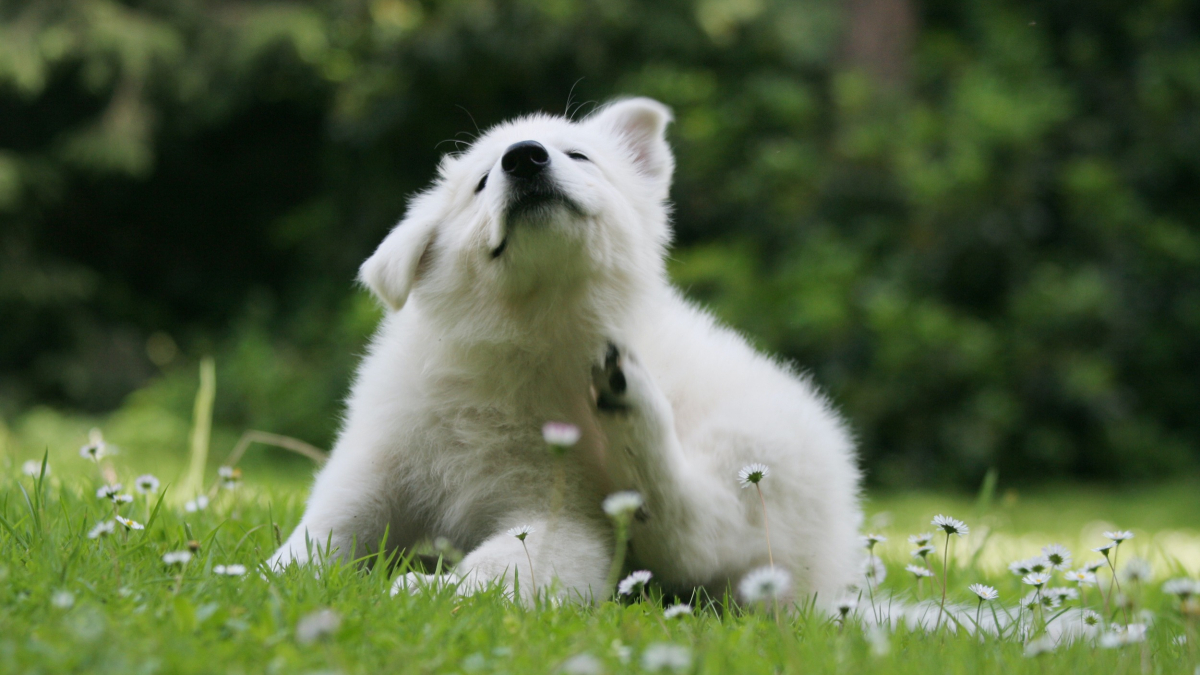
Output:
[{"xmin": 501, "ymin": 141, "xmax": 550, "ymax": 179}]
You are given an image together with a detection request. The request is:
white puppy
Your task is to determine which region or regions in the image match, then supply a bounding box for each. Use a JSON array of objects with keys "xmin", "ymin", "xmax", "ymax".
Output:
[{"xmin": 270, "ymin": 98, "xmax": 863, "ymax": 604}]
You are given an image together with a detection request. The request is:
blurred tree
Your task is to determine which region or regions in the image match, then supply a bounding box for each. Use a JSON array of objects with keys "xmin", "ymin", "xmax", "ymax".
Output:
[{"xmin": 0, "ymin": 0, "xmax": 1196, "ymax": 486}]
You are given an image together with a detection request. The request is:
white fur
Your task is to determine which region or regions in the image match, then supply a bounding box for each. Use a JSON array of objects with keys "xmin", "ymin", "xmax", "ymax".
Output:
[{"xmin": 269, "ymin": 98, "xmax": 864, "ymax": 605}]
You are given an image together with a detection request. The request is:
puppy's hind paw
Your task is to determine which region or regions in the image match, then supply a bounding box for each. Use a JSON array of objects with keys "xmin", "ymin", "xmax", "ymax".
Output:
[{"xmin": 592, "ymin": 341, "xmax": 630, "ymax": 412}]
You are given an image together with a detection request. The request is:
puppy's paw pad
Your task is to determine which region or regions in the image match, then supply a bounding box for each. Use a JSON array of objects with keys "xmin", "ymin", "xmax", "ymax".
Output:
[{"xmin": 592, "ymin": 341, "xmax": 631, "ymax": 412}]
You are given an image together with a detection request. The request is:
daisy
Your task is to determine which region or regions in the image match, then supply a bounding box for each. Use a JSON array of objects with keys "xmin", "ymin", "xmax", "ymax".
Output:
[
  {"xmin": 111, "ymin": 494, "xmax": 133, "ymax": 506},
  {"xmin": 1046, "ymin": 586, "xmax": 1078, "ymax": 601},
  {"xmin": 506, "ymin": 525, "xmax": 534, "ymax": 542},
  {"xmin": 96, "ymin": 484, "xmax": 123, "ymax": 500},
  {"xmin": 1162, "ymin": 578, "xmax": 1199, "ymax": 599},
  {"xmin": 214, "ymin": 564, "xmax": 247, "ymax": 576},
  {"xmin": 862, "ymin": 556, "xmax": 887, "ymax": 584},
  {"xmin": 541, "ymin": 421, "xmax": 581, "ymax": 448},
  {"xmin": 908, "ymin": 533, "xmax": 932, "ymax": 547},
  {"xmin": 1084, "ymin": 559, "xmax": 1106, "ymax": 573},
  {"xmin": 21, "ymin": 460, "xmax": 49, "ymax": 477},
  {"xmin": 1081, "ymin": 609, "xmax": 1102, "ymax": 627},
  {"xmin": 1092, "ymin": 542, "xmax": 1116, "ymax": 557},
  {"xmin": 1119, "ymin": 557, "xmax": 1152, "ymax": 584},
  {"xmin": 115, "ymin": 515, "xmax": 144, "ymax": 530},
  {"xmin": 738, "ymin": 566, "xmax": 792, "ymax": 604},
  {"xmin": 1021, "ymin": 591, "xmax": 1061, "ymax": 610},
  {"xmin": 162, "ymin": 551, "xmax": 192, "ymax": 565},
  {"xmin": 969, "ymin": 583, "xmax": 999, "ymax": 601},
  {"xmin": 737, "ymin": 463, "xmax": 770, "ymax": 488},
  {"xmin": 602, "ymin": 491, "xmax": 643, "ymax": 519},
  {"xmin": 1041, "ymin": 544, "xmax": 1072, "ymax": 570},
  {"xmin": 1063, "ymin": 569, "xmax": 1096, "ymax": 585},
  {"xmin": 931, "ymin": 515, "xmax": 968, "ymax": 538},
  {"xmin": 618, "ymin": 570, "xmax": 653, "ymax": 597},
  {"xmin": 184, "ymin": 495, "xmax": 209, "ymax": 513},
  {"xmin": 87, "ymin": 520, "xmax": 116, "ymax": 539},
  {"xmin": 1023, "ymin": 572, "xmax": 1051, "ymax": 588},
  {"xmin": 1104, "ymin": 530, "xmax": 1134, "ymax": 543},
  {"xmin": 862, "ymin": 533, "xmax": 887, "ymax": 550},
  {"xmin": 911, "ymin": 545, "xmax": 935, "ymax": 560},
  {"xmin": 906, "ymin": 564, "xmax": 934, "ymax": 579},
  {"xmin": 79, "ymin": 441, "xmax": 107, "ymax": 461},
  {"xmin": 663, "ymin": 603, "xmax": 692, "ymax": 619},
  {"xmin": 218, "ymin": 466, "xmax": 242, "ymax": 490},
  {"xmin": 135, "ymin": 474, "xmax": 160, "ymax": 494}
]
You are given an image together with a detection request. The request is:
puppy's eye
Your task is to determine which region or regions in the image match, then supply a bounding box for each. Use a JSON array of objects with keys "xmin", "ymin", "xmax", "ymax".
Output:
[
  {"xmin": 567, "ymin": 151, "xmax": 590, "ymax": 162},
  {"xmin": 475, "ymin": 172, "xmax": 489, "ymax": 194}
]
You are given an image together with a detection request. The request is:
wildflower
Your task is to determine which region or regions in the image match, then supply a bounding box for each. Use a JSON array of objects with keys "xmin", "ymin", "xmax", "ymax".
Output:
[
  {"xmin": 861, "ymin": 556, "xmax": 887, "ymax": 584},
  {"xmin": 1021, "ymin": 591, "xmax": 1061, "ymax": 610},
  {"xmin": 184, "ymin": 495, "xmax": 209, "ymax": 512},
  {"xmin": 112, "ymin": 494, "xmax": 133, "ymax": 506},
  {"xmin": 1063, "ymin": 569, "xmax": 1097, "ymax": 585},
  {"xmin": 737, "ymin": 463, "xmax": 770, "ymax": 488},
  {"xmin": 617, "ymin": 570, "xmax": 652, "ymax": 596},
  {"xmin": 295, "ymin": 608, "xmax": 341, "ymax": 645},
  {"xmin": 1009, "ymin": 556, "xmax": 1052, "ymax": 576},
  {"xmin": 507, "ymin": 525, "xmax": 534, "ymax": 542},
  {"xmin": 1104, "ymin": 530, "xmax": 1134, "ymax": 543},
  {"xmin": 1024, "ymin": 635, "xmax": 1057, "ymax": 657},
  {"xmin": 1120, "ymin": 557, "xmax": 1153, "ymax": 584},
  {"xmin": 87, "ymin": 520, "xmax": 116, "ymax": 539},
  {"xmin": 218, "ymin": 465, "xmax": 242, "ymax": 490},
  {"xmin": 115, "ymin": 515, "xmax": 144, "ymax": 530},
  {"xmin": 906, "ymin": 564, "xmax": 934, "ymax": 579},
  {"xmin": 162, "ymin": 551, "xmax": 193, "ymax": 565},
  {"xmin": 541, "ymin": 421, "xmax": 580, "ymax": 450},
  {"xmin": 22, "ymin": 460, "xmax": 49, "ymax": 477},
  {"xmin": 1023, "ymin": 572, "xmax": 1051, "ymax": 588},
  {"xmin": 1046, "ymin": 587, "xmax": 1078, "ymax": 602},
  {"xmin": 640, "ymin": 643, "xmax": 692, "ymax": 673},
  {"xmin": 663, "ymin": 603, "xmax": 692, "ymax": 619},
  {"xmin": 862, "ymin": 533, "xmax": 887, "ymax": 550},
  {"xmin": 51, "ymin": 591, "xmax": 75, "ymax": 609},
  {"xmin": 79, "ymin": 439, "xmax": 107, "ymax": 461},
  {"xmin": 911, "ymin": 545, "xmax": 935, "ymax": 560},
  {"xmin": 1092, "ymin": 542, "xmax": 1116, "ymax": 557},
  {"xmin": 834, "ymin": 598, "xmax": 858, "ymax": 618},
  {"xmin": 559, "ymin": 653, "xmax": 604, "ymax": 675},
  {"xmin": 1099, "ymin": 623, "xmax": 1147, "ymax": 649},
  {"xmin": 908, "ymin": 533, "xmax": 932, "ymax": 547},
  {"xmin": 739, "ymin": 566, "xmax": 792, "ymax": 604},
  {"xmin": 1162, "ymin": 578, "xmax": 1199, "ymax": 599},
  {"xmin": 931, "ymin": 515, "xmax": 968, "ymax": 538},
  {"xmin": 214, "ymin": 564, "xmax": 247, "ymax": 576},
  {"xmin": 1084, "ymin": 558, "xmax": 1106, "ymax": 573},
  {"xmin": 96, "ymin": 484, "xmax": 123, "ymax": 500},
  {"xmin": 602, "ymin": 491, "xmax": 643, "ymax": 519},
  {"xmin": 134, "ymin": 474, "xmax": 160, "ymax": 494},
  {"xmin": 1081, "ymin": 609, "xmax": 1102, "ymax": 627},
  {"xmin": 969, "ymin": 584, "xmax": 999, "ymax": 601},
  {"xmin": 1041, "ymin": 544, "xmax": 1072, "ymax": 570}
]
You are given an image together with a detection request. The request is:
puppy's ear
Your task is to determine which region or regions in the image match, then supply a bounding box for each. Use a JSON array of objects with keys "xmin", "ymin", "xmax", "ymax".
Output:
[
  {"xmin": 587, "ymin": 97, "xmax": 675, "ymax": 189},
  {"xmin": 359, "ymin": 207, "xmax": 439, "ymax": 312}
]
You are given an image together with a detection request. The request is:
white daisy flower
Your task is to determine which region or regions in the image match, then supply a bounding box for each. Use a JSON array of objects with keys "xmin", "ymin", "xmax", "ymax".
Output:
[
  {"xmin": 115, "ymin": 515, "xmax": 144, "ymax": 530},
  {"xmin": 79, "ymin": 442, "xmax": 107, "ymax": 461},
  {"xmin": 184, "ymin": 495, "xmax": 209, "ymax": 512},
  {"xmin": 739, "ymin": 566, "xmax": 792, "ymax": 604},
  {"xmin": 1119, "ymin": 557, "xmax": 1153, "ymax": 584},
  {"xmin": 862, "ymin": 533, "xmax": 887, "ymax": 549},
  {"xmin": 737, "ymin": 463, "xmax": 770, "ymax": 488},
  {"xmin": 96, "ymin": 484, "xmax": 123, "ymax": 500},
  {"xmin": 640, "ymin": 643, "xmax": 692, "ymax": 673},
  {"xmin": 1041, "ymin": 543, "xmax": 1072, "ymax": 570},
  {"xmin": 218, "ymin": 466, "xmax": 242, "ymax": 489},
  {"xmin": 1022, "ymin": 572, "xmax": 1051, "ymax": 588},
  {"xmin": 834, "ymin": 598, "xmax": 858, "ymax": 617},
  {"xmin": 906, "ymin": 564, "xmax": 934, "ymax": 579},
  {"xmin": 931, "ymin": 515, "xmax": 968, "ymax": 537},
  {"xmin": 51, "ymin": 591, "xmax": 75, "ymax": 609},
  {"xmin": 663, "ymin": 603, "xmax": 692, "ymax": 619},
  {"xmin": 1099, "ymin": 623, "xmax": 1147, "ymax": 649},
  {"xmin": 1046, "ymin": 586, "xmax": 1078, "ymax": 601},
  {"xmin": 87, "ymin": 520, "xmax": 116, "ymax": 539},
  {"xmin": 22, "ymin": 460, "xmax": 49, "ymax": 477},
  {"xmin": 111, "ymin": 494, "xmax": 133, "ymax": 505},
  {"xmin": 861, "ymin": 556, "xmax": 887, "ymax": 584},
  {"xmin": 911, "ymin": 545, "xmax": 935, "ymax": 559},
  {"xmin": 1020, "ymin": 591, "xmax": 1061, "ymax": 610},
  {"xmin": 908, "ymin": 533, "xmax": 932, "ymax": 546},
  {"xmin": 134, "ymin": 474, "xmax": 160, "ymax": 494},
  {"xmin": 214, "ymin": 564, "xmax": 247, "ymax": 576},
  {"xmin": 162, "ymin": 551, "xmax": 192, "ymax": 565},
  {"xmin": 1081, "ymin": 609, "xmax": 1102, "ymax": 627},
  {"xmin": 617, "ymin": 570, "xmax": 653, "ymax": 596},
  {"xmin": 969, "ymin": 583, "xmax": 999, "ymax": 601},
  {"xmin": 541, "ymin": 421, "xmax": 581, "ymax": 448},
  {"xmin": 295, "ymin": 608, "xmax": 341, "ymax": 645},
  {"xmin": 506, "ymin": 525, "xmax": 534, "ymax": 542},
  {"xmin": 1092, "ymin": 542, "xmax": 1116, "ymax": 557},
  {"xmin": 1063, "ymin": 569, "xmax": 1097, "ymax": 585},
  {"xmin": 1162, "ymin": 578, "xmax": 1199, "ymax": 599},
  {"xmin": 1084, "ymin": 559, "xmax": 1107, "ymax": 573},
  {"xmin": 602, "ymin": 491, "xmax": 643, "ymax": 519},
  {"xmin": 1104, "ymin": 530, "xmax": 1134, "ymax": 543}
]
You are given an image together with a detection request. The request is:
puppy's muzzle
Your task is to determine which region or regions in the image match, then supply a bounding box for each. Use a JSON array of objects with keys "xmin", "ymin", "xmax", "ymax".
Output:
[{"xmin": 502, "ymin": 141, "xmax": 549, "ymax": 179}]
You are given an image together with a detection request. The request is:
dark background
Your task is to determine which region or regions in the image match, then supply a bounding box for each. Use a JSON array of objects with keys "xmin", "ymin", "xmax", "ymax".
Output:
[{"xmin": 2, "ymin": 0, "xmax": 1198, "ymax": 487}]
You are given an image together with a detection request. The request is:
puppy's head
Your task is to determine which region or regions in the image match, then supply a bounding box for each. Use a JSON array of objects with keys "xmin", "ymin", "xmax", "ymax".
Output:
[{"xmin": 360, "ymin": 98, "xmax": 674, "ymax": 335}]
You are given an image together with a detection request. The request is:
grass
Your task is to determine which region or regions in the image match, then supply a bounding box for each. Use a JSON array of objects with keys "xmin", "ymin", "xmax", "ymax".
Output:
[{"xmin": 1, "ymin": 455, "xmax": 1198, "ymax": 674}]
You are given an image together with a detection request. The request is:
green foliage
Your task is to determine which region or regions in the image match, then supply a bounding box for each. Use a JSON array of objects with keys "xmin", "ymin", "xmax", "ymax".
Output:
[{"xmin": 1, "ymin": 0, "xmax": 1198, "ymax": 486}]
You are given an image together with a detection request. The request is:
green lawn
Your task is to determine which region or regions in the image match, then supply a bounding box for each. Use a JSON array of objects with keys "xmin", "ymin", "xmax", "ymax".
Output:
[{"xmin": 1, "ymin": 456, "xmax": 1197, "ymax": 674}]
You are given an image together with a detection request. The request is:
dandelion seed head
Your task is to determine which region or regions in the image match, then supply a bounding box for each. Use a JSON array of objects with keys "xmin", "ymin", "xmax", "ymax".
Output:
[
  {"xmin": 87, "ymin": 520, "xmax": 116, "ymax": 539},
  {"xmin": 22, "ymin": 460, "xmax": 49, "ymax": 477},
  {"xmin": 617, "ymin": 570, "xmax": 653, "ymax": 596},
  {"xmin": 663, "ymin": 603, "xmax": 692, "ymax": 619},
  {"xmin": 602, "ymin": 491, "xmax": 643, "ymax": 519},
  {"xmin": 640, "ymin": 643, "xmax": 692, "ymax": 673},
  {"xmin": 296, "ymin": 608, "xmax": 341, "ymax": 645},
  {"xmin": 134, "ymin": 474, "xmax": 160, "ymax": 494},
  {"xmin": 162, "ymin": 551, "xmax": 192, "ymax": 565},
  {"xmin": 507, "ymin": 525, "xmax": 534, "ymax": 542},
  {"xmin": 737, "ymin": 463, "xmax": 770, "ymax": 488},
  {"xmin": 1041, "ymin": 543, "xmax": 1072, "ymax": 570},
  {"xmin": 931, "ymin": 514, "xmax": 968, "ymax": 537},
  {"xmin": 905, "ymin": 564, "xmax": 934, "ymax": 579},
  {"xmin": 969, "ymin": 583, "xmax": 999, "ymax": 601},
  {"xmin": 739, "ymin": 566, "xmax": 792, "ymax": 604}
]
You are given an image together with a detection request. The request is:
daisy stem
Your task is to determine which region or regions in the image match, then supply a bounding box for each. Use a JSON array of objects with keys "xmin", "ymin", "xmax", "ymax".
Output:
[
  {"xmin": 519, "ymin": 540, "xmax": 537, "ymax": 602},
  {"xmin": 935, "ymin": 532, "xmax": 951, "ymax": 631},
  {"xmin": 604, "ymin": 519, "xmax": 630, "ymax": 599},
  {"xmin": 975, "ymin": 598, "xmax": 983, "ymax": 635},
  {"xmin": 755, "ymin": 484, "xmax": 774, "ymax": 568}
]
